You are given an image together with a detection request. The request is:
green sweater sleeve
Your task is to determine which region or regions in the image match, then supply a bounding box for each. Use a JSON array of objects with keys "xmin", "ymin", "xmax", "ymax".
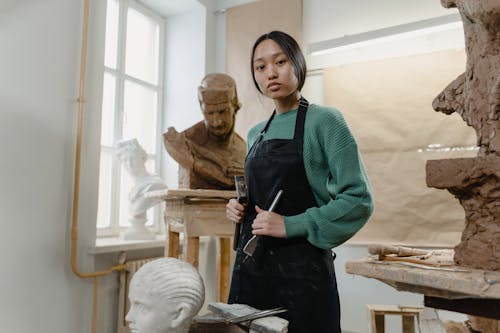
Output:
[{"xmin": 284, "ymin": 105, "xmax": 374, "ymax": 249}]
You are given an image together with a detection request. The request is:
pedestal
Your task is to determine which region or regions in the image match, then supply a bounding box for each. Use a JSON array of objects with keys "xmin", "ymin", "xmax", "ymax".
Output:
[
  {"xmin": 426, "ymin": 155, "xmax": 500, "ymax": 270},
  {"xmin": 146, "ymin": 189, "xmax": 236, "ymax": 302}
]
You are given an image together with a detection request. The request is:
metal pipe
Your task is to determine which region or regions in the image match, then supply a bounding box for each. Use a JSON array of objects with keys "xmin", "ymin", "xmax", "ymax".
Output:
[{"xmin": 70, "ymin": 0, "xmax": 126, "ymax": 331}]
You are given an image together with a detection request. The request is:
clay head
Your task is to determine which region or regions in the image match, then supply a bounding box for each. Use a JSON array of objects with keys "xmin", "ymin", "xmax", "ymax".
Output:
[
  {"xmin": 198, "ymin": 73, "xmax": 241, "ymax": 140},
  {"xmin": 126, "ymin": 258, "xmax": 205, "ymax": 333}
]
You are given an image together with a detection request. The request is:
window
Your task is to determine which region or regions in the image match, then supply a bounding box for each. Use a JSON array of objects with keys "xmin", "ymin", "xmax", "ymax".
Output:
[{"xmin": 97, "ymin": 0, "xmax": 164, "ymax": 237}]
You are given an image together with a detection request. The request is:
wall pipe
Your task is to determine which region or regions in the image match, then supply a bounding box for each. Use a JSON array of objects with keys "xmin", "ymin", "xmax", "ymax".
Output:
[{"xmin": 71, "ymin": 0, "xmax": 126, "ymax": 331}]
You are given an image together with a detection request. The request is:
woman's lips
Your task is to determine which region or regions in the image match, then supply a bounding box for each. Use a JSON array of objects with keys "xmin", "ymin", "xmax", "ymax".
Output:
[{"xmin": 267, "ymin": 82, "xmax": 280, "ymax": 91}]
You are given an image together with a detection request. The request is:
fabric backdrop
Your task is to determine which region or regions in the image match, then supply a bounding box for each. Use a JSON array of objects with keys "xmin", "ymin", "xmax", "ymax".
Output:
[{"xmin": 324, "ymin": 50, "xmax": 476, "ymax": 247}]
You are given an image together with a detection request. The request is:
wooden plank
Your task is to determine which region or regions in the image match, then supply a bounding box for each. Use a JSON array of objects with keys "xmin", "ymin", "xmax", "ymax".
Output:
[
  {"xmin": 218, "ymin": 237, "xmax": 231, "ymax": 303},
  {"xmin": 167, "ymin": 229, "xmax": 180, "ymax": 258},
  {"xmin": 186, "ymin": 236, "xmax": 200, "ymax": 269},
  {"xmin": 425, "ymin": 296, "xmax": 500, "ymax": 320},
  {"xmin": 346, "ymin": 257, "xmax": 500, "ymax": 299},
  {"xmin": 367, "ymin": 304, "xmax": 423, "ymax": 315},
  {"xmin": 146, "ymin": 188, "xmax": 236, "ymax": 199},
  {"xmin": 372, "ymin": 312, "xmax": 384, "ymax": 333},
  {"xmin": 402, "ymin": 315, "xmax": 415, "ymax": 333}
]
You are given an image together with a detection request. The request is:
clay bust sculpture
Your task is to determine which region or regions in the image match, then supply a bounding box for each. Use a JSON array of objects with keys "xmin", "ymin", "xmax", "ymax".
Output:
[
  {"xmin": 126, "ymin": 258, "xmax": 205, "ymax": 333},
  {"xmin": 163, "ymin": 73, "xmax": 246, "ymax": 189},
  {"xmin": 426, "ymin": 0, "xmax": 500, "ymax": 271},
  {"xmin": 434, "ymin": 0, "xmax": 500, "ymax": 156},
  {"xmin": 115, "ymin": 138, "xmax": 167, "ymax": 240}
]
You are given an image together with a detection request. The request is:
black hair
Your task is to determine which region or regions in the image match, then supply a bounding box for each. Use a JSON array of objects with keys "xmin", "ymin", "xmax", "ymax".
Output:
[{"xmin": 250, "ymin": 30, "xmax": 307, "ymax": 93}]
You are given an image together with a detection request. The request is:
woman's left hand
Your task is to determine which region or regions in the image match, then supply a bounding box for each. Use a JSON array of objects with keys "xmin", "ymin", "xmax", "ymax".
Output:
[{"xmin": 251, "ymin": 205, "xmax": 286, "ymax": 238}]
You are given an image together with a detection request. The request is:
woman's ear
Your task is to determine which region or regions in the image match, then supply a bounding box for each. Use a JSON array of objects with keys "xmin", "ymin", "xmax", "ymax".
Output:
[{"xmin": 171, "ymin": 302, "xmax": 191, "ymax": 329}]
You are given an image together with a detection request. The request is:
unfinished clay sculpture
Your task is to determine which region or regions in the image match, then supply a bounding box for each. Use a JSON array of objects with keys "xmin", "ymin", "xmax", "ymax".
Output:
[
  {"xmin": 115, "ymin": 138, "xmax": 167, "ymax": 240},
  {"xmin": 163, "ymin": 73, "xmax": 246, "ymax": 190},
  {"xmin": 427, "ymin": 0, "xmax": 500, "ymax": 270},
  {"xmin": 126, "ymin": 258, "xmax": 205, "ymax": 333}
]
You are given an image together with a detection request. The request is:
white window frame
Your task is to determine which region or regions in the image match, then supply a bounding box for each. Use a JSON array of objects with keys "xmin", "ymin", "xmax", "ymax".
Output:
[{"xmin": 97, "ymin": 0, "xmax": 165, "ymax": 238}]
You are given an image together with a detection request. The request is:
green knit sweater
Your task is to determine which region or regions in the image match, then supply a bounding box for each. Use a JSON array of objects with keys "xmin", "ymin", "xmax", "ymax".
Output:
[{"xmin": 247, "ymin": 103, "xmax": 374, "ymax": 249}]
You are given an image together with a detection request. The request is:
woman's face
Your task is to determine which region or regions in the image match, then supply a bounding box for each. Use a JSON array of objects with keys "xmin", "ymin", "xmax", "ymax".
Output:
[{"xmin": 252, "ymin": 39, "xmax": 299, "ymax": 100}]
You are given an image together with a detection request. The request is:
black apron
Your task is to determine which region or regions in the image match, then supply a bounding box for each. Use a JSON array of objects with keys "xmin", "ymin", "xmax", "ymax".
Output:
[{"xmin": 228, "ymin": 98, "xmax": 341, "ymax": 333}]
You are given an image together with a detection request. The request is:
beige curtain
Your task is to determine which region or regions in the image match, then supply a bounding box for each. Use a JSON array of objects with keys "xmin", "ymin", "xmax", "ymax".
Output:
[
  {"xmin": 226, "ymin": 0, "xmax": 302, "ymax": 138},
  {"xmin": 324, "ymin": 50, "xmax": 476, "ymax": 247}
]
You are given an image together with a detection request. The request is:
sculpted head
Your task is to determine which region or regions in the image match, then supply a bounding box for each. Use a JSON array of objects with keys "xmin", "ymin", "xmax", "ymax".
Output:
[
  {"xmin": 126, "ymin": 258, "xmax": 205, "ymax": 333},
  {"xmin": 198, "ymin": 73, "xmax": 241, "ymax": 140},
  {"xmin": 115, "ymin": 139, "xmax": 148, "ymax": 178}
]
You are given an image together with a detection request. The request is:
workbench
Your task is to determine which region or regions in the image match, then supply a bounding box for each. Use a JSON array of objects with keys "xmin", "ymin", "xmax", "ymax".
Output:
[
  {"xmin": 146, "ymin": 188, "xmax": 236, "ymax": 302},
  {"xmin": 345, "ymin": 251, "xmax": 500, "ymax": 320}
]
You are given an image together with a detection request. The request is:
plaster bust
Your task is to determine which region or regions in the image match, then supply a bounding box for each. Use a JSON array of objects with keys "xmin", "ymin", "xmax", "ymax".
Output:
[
  {"xmin": 163, "ymin": 73, "xmax": 246, "ymax": 189},
  {"xmin": 126, "ymin": 258, "xmax": 205, "ymax": 333},
  {"xmin": 115, "ymin": 139, "xmax": 167, "ymax": 239}
]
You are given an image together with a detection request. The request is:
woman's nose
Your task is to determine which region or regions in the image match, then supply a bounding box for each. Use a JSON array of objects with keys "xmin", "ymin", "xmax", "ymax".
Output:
[{"xmin": 267, "ymin": 65, "xmax": 277, "ymax": 79}]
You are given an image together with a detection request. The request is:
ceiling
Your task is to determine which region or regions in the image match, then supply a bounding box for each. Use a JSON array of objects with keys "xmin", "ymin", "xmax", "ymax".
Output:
[{"xmin": 138, "ymin": 0, "xmax": 200, "ymax": 17}]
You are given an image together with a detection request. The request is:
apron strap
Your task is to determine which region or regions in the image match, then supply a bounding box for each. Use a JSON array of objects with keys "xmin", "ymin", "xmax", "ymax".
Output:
[
  {"xmin": 255, "ymin": 97, "xmax": 310, "ymax": 145},
  {"xmin": 293, "ymin": 97, "xmax": 309, "ymax": 140}
]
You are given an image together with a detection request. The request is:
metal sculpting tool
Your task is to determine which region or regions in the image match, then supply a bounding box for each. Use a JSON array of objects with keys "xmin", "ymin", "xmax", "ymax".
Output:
[
  {"xmin": 242, "ymin": 189, "xmax": 283, "ymax": 257},
  {"xmin": 233, "ymin": 175, "xmax": 247, "ymax": 251}
]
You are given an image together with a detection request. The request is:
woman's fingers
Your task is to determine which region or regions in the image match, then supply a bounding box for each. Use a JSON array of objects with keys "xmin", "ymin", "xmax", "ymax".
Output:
[
  {"xmin": 226, "ymin": 198, "xmax": 246, "ymax": 223},
  {"xmin": 252, "ymin": 207, "xmax": 286, "ymax": 238}
]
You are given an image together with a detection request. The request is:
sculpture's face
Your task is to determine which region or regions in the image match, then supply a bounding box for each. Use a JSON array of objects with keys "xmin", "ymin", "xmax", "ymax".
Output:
[
  {"xmin": 121, "ymin": 153, "xmax": 147, "ymax": 177},
  {"xmin": 126, "ymin": 281, "xmax": 175, "ymax": 333},
  {"xmin": 201, "ymin": 101, "xmax": 236, "ymax": 140}
]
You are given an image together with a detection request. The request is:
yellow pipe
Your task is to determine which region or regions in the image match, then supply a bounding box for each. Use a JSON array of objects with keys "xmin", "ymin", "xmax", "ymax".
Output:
[{"xmin": 71, "ymin": 0, "xmax": 126, "ymax": 331}]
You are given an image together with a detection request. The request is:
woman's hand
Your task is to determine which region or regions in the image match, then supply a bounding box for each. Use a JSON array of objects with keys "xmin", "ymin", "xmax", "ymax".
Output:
[
  {"xmin": 226, "ymin": 198, "xmax": 246, "ymax": 223},
  {"xmin": 252, "ymin": 205, "xmax": 286, "ymax": 238}
]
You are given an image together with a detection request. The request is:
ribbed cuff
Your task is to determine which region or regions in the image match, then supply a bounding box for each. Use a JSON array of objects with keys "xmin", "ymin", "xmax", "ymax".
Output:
[{"xmin": 284, "ymin": 215, "xmax": 308, "ymax": 238}]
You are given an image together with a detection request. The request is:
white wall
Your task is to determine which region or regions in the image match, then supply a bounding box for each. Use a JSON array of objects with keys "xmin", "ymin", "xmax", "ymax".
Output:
[
  {"xmin": 161, "ymin": 4, "xmax": 207, "ymax": 188},
  {"xmin": 0, "ymin": 0, "xmax": 95, "ymax": 332}
]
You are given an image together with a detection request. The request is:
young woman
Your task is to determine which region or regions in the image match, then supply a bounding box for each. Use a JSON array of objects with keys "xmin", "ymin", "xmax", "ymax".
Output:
[{"xmin": 226, "ymin": 31, "xmax": 374, "ymax": 333}]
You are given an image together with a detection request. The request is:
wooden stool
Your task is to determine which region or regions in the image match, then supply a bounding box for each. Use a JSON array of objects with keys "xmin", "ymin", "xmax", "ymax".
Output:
[
  {"xmin": 367, "ymin": 304, "xmax": 424, "ymax": 333},
  {"xmin": 146, "ymin": 189, "xmax": 236, "ymax": 303}
]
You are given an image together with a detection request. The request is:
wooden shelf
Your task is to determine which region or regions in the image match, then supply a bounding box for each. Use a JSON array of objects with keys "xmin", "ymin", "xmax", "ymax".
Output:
[{"xmin": 346, "ymin": 255, "xmax": 500, "ymax": 319}]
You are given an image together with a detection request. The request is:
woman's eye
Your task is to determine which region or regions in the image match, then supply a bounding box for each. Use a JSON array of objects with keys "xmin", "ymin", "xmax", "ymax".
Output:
[
  {"xmin": 255, "ymin": 65, "xmax": 265, "ymax": 71},
  {"xmin": 277, "ymin": 59, "xmax": 286, "ymax": 65}
]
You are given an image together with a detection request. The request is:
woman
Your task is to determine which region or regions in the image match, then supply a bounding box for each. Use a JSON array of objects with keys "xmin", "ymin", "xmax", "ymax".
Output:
[{"xmin": 226, "ymin": 31, "xmax": 374, "ymax": 333}]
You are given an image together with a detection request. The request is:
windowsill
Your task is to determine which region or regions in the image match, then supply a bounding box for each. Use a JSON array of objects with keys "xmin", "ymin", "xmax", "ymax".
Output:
[{"xmin": 89, "ymin": 235, "xmax": 166, "ymax": 254}]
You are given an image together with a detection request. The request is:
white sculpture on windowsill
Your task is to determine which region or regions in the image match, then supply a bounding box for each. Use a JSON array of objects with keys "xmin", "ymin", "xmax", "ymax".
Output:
[
  {"xmin": 126, "ymin": 258, "xmax": 205, "ymax": 333},
  {"xmin": 115, "ymin": 139, "xmax": 167, "ymax": 240}
]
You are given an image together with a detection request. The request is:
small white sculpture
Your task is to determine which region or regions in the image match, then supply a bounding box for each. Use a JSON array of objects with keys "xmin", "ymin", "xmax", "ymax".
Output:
[
  {"xmin": 115, "ymin": 139, "xmax": 167, "ymax": 240},
  {"xmin": 126, "ymin": 258, "xmax": 205, "ymax": 333}
]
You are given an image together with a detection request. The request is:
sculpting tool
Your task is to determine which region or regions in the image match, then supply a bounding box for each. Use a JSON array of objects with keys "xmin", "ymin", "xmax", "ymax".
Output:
[{"xmin": 242, "ymin": 189, "xmax": 283, "ymax": 257}]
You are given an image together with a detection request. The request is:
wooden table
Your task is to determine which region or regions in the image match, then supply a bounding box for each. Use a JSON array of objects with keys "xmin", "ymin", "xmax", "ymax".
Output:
[
  {"xmin": 346, "ymin": 253, "xmax": 500, "ymax": 320},
  {"xmin": 146, "ymin": 189, "xmax": 236, "ymax": 302}
]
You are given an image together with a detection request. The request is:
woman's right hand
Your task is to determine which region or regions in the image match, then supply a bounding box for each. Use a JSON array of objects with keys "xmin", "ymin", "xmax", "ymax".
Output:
[{"xmin": 226, "ymin": 198, "xmax": 246, "ymax": 223}]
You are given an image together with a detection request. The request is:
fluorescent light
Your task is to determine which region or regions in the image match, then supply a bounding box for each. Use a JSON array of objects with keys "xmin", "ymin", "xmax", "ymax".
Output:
[{"xmin": 309, "ymin": 14, "xmax": 462, "ymax": 56}]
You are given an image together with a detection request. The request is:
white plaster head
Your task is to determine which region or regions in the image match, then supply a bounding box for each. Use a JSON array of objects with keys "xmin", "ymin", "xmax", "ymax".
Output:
[
  {"xmin": 126, "ymin": 258, "xmax": 205, "ymax": 333},
  {"xmin": 115, "ymin": 139, "xmax": 148, "ymax": 179}
]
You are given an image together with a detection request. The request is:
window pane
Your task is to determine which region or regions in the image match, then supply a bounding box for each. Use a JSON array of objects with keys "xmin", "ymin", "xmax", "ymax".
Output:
[
  {"xmin": 122, "ymin": 80, "xmax": 157, "ymax": 154},
  {"xmin": 104, "ymin": 0, "xmax": 119, "ymax": 69},
  {"xmin": 118, "ymin": 163, "xmax": 132, "ymax": 227},
  {"xmin": 100, "ymin": 72, "xmax": 116, "ymax": 146},
  {"xmin": 125, "ymin": 7, "xmax": 159, "ymax": 84},
  {"xmin": 96, "ymin": 150, "xmax": 113, "ymax": 228}
]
